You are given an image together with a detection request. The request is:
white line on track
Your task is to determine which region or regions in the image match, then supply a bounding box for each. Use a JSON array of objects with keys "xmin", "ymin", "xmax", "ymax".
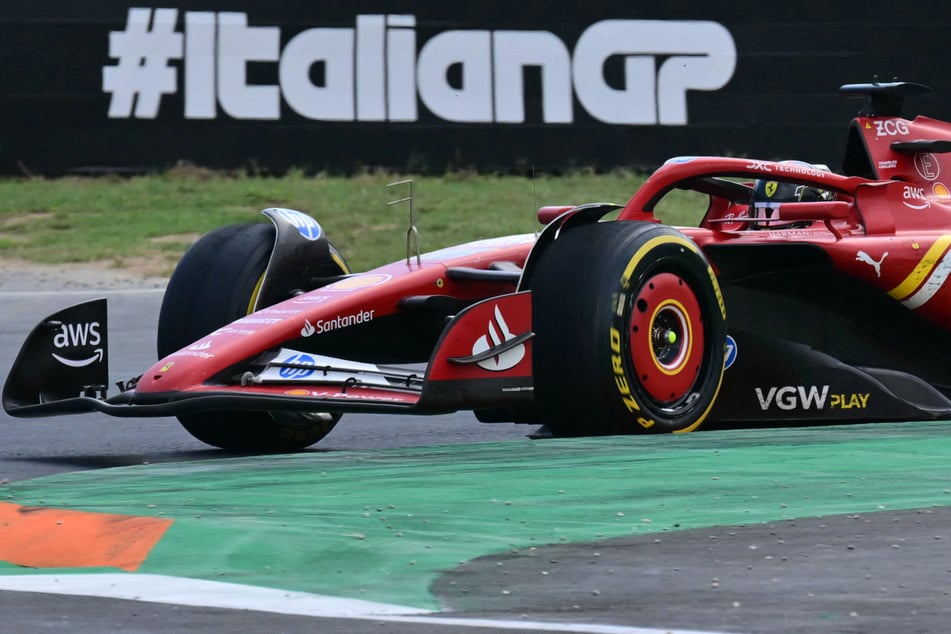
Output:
[{"xmin": 0, "ymin": 573, "xmax": 737, "ymax": 634}]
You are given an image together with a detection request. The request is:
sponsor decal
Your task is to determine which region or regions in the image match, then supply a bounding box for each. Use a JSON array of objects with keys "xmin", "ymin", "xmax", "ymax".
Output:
[
  {"xmin": 323, "ymin": 274, "xmax": 391, "ymax": 291},
  {"xmin": 52, "ymin": 349, "xmax": 104, "ymax": 368},
  {"xmin": 724, "ymin": 335, "xmax": 737, "ymax": 370},
  {"xmin": 902, "ymin": 185, "xmax": 930, "ymax": 210},
  {"xmin": 856, "ymin": 250, "xmax": 888, "ymax": 277},
  {"xmin": 472, "ymin": 305, "xmax": 525, "ymax": 372},
  {"xmin": 291, "ymin": 294, "xmax": 331, "ymax": 305},
  {"xmin": 878, "ymin": 159, "xmax": 898, "ymax": 170},
  {"xmin": 830, "ymin": 393, "xmax": 869, "ymax": 409},
  {"xmin": 51, "ymin": 322, "xmax": 103, "ymax": 368},
  {"xmin": 609, "ymin": 326, "xmax": 654, "ymax": 429},
  {"xmin": 755, "ymin": 385, "xmax": 869, "ymax": 411},
  {"xmin": 915, "ymin": 152, "xmax": 941, "ymax": 181},
  {"xmin": 102, "ymin": 9, "xmax": 736, "ymax": 126},
  {"xmin": 774, "ymin": 162, "xmax": 830, "ymax": 179},
  {"xmin": 188, "ymin": 340, "xmax": 212, "ymax": 351},
  {"xmin": 765, "ymin": 229, "xmax": 814, "ymax": 239},
  {"xmin": 302, "ymin": 310, "xmax": 376, "ymax": 337},
  {"xmin": 236, "ymin": 316, "xmax": 284, "ymax": 325},
  {"xmin": 212, "ymin": 326, "xmax": 257, "ymax": 336},
  {"xmin": 756, "ymin": 385, "xmax": 828, "ymax": 410},
  {"xmin": 934, "ymin": 182, "xmax": 951, "ymax": 198},
  {"xmin": 745, "ymin": 160, "xmax": 773, "ymax": 173},
  {"xmin": 873, "ymin": 119, "xmax": 910, "ymax": 138},
  {"xmin": 160, "ymin": 362, "xmax": 175, "ymax": 372},
  {"xmin": 268, "ymin": 208, "xmax": 322, "ymax": 240},
  {"xmin": 172, "ymin": 350, "xmax": 214, "ymax": 359},
  {"xmin": 312, "ymin": 389, "xmax": 410, "ymax": 403},
  {"xmin": 278, "ymin": 353, "xmax": 316, "ymax": 379}
]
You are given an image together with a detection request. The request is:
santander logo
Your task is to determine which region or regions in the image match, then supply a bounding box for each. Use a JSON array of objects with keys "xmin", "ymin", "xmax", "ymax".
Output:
[{"xmin": 473, "ymin": 305, "xmax": 525, "ymax": 372}]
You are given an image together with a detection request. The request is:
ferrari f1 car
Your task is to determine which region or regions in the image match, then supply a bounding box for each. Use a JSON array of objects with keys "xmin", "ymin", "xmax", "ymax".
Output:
[{"xmin": 7, "ymin": 81, "xmax": 951, "ymax": 451}]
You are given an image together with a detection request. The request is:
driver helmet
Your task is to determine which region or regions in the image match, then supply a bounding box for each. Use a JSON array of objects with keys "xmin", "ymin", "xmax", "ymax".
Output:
[{"xmin": 750, "ymin": 161, "xmax": 831, "ymax": 228}]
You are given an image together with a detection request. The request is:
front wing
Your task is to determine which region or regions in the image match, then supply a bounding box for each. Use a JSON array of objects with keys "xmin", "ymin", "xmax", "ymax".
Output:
[{"xmin": 2, "ymin": 293, "xmax": 536, "ymax": 420}]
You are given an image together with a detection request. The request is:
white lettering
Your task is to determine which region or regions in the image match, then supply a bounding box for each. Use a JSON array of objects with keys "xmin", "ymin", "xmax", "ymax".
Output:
[
  {"xmin": 386, "ymin": 15, "xmax": 417, "ymax": 121},
  {"xmin": 417, "ymin": 30, "xmax": 493, "ymax": 122},
  {"xmin": 903, "ymin": 185, "xmax": 930, "ymax": 210},
  {"xmin": 798, "ymin": 385, "xmax": 828, "ymax": 409},
  {"xmin": 493, "ymin": 31, "xmax": 572, "ymax": 123},
  {"xmin": 280, "ymin": 28, "xmax": 354, "ymax": 120},
  {"xmin": 755, "ymin": 385, "xmax": 830, "ymax": 411},
  {"xmin": 573, "ymin": 20, "xmax": 735, "ymax": 125},
  {"xmin": 184, "ymin": 11, "xmax": 216, "ymax": 118},
  {"xmin": 103, "ymin": 11, "xmax": 736, "ymax": 126},
  {"xmin": 53, "ymin": 322, "xmax": 101, "ymax": 349},
  {"xmin": 315, "ymin": 309, "xmax": 376, "ymax": 334},
  {"xmin": 874, "ymin": 119, "xmax": 910, "ymax": 137},
  {"xmin": 775, "ymin": 386, "xmax": 798, "ymax": 411},
  {"xmin": 217, "ymin": 12, "xmax": 280, "ymax": 119}
]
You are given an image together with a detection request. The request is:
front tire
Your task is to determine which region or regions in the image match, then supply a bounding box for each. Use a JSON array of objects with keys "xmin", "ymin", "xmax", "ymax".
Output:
[
  {"xmin": 157, "ymin": 223, "xmax": 342, "ymax": 452},
  {"xmin": 532, "ymin": 221, "xmax": 726, "ymax": 436}
]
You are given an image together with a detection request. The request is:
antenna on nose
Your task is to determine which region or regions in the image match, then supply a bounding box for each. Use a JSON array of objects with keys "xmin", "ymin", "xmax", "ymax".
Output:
[{"xmin": 387, "ymin": 179, "xmax": 421, "ymax": 266}]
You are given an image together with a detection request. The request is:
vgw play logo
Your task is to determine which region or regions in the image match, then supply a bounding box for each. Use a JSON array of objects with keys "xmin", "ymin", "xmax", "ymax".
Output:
[{"xmin": 102, "ymin": 9, "xmax": 736, "ymax": 125}]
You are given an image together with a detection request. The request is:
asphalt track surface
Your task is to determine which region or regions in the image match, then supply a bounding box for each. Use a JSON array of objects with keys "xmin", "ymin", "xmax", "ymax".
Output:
[{"xmin": 3, "ymin": 288, "xmax": 951, "ymax": 633}]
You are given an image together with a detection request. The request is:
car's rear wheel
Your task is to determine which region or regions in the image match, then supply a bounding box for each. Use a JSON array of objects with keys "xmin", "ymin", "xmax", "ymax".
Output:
[
  {"xmin": 157, "ymin": 223, "xmax": 343, "ymax": 452},
  {"xmin": 531, "ymin": 221, "xmax": 727, "ymax": 436}
]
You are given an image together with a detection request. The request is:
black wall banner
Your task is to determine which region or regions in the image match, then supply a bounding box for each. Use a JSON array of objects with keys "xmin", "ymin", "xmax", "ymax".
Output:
[{"xmin": 3, "ymin": 2, "xmax": 951, "ymax": 175}]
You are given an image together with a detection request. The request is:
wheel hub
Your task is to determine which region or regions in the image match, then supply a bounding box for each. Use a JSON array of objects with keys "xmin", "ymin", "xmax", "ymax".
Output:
[{"xmin": 628, "ymin": 271, "xmax": 705, "ymax": 403}]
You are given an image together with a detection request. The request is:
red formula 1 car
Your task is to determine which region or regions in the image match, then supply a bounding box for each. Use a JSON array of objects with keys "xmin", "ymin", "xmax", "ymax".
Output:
[{"xmin": 7, "ymin": 81, "xmax": 951, "ymax": 450}]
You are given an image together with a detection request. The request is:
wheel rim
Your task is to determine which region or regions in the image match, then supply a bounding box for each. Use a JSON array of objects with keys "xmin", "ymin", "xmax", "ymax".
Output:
[{"xmin": 628, "ymin": 271, "xmax": 705, "ymax": 403}]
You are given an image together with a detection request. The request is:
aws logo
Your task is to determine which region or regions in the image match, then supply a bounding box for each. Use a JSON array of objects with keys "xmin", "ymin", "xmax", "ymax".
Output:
[
  {"xmin": 902, "ymin": 185, "xmax": 930, "ymax": 210},
  {"xmin": 51, "ymin": 322, "xmax": 103, "ymax": 368}
]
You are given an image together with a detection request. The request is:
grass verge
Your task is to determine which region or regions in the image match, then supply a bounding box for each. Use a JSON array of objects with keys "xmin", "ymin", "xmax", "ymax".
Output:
[{"xmin": 0, "ymin": 168, "xmax": 705, "ymax": 275}]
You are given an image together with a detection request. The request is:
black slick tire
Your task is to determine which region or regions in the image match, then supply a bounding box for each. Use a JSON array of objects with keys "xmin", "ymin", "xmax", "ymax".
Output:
[
  {"xmin": 157, "ymin": 223, "xmax": 339, "ymax": 451},
  {"xmin": 531, "ymin": 221, "xmax": 726, "ymax": 436}
]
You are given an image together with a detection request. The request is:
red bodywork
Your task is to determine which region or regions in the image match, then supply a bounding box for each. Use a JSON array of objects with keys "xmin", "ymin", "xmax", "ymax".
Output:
[{"xmin": 9, "ymin": 81, "xmax": 951, "ymax": 430}]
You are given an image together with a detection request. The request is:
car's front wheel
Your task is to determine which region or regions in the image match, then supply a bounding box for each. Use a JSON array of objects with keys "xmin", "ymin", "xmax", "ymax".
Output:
[
  {"xmin": 157, "ymin": 223, "xmax": 344, "ymax": 452},
  {"xmin": 531, "ymin": 221, "xmax": 727, "ymax": 436}
]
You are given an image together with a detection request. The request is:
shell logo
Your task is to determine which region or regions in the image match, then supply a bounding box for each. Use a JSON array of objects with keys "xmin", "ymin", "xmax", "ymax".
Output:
[
  {"xmin": 323, "ymin": 274, "xmax": 392, "ymax": 291},
  {"xmin": 933, "ymin": 182, "xmax": 950, "ymax": 198}
]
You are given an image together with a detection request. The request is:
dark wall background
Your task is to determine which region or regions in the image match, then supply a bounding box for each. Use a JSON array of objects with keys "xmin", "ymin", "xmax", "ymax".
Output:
[{"xmin": 3, "ymin": 2, "xmax": 950, "ymax": 175}]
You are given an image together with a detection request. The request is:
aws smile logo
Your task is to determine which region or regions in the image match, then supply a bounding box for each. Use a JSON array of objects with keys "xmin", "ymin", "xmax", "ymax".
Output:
[{"xmin": 51, "ymin": 322, "xmax": 103, "ymax": 367}]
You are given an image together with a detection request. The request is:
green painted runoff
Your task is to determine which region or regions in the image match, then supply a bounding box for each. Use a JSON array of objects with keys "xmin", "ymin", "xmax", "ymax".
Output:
[{"xmin": 3, "ymin": 422, "xmax": 951, "ymax": 609}]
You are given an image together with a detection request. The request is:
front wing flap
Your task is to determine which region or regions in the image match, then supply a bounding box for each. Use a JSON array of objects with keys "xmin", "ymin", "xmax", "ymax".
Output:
[{"xmin": 3, "ymin": 298, "xmax": 109, "ymax": 414}]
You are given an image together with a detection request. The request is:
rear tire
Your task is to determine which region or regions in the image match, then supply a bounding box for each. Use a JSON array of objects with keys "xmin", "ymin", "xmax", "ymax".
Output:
[
  {"xmin": 532, "ymin": 221, "xmax": 726, "ymax": 436},
  {"xmin": 157, "ymin": 223, "xmax": 341, "ymax": 452}
]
